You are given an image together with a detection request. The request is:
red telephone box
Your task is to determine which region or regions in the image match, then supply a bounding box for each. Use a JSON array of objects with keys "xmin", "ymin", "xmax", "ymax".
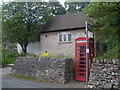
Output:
[{"xmin": 75, "ymin": 37, "xmax": 94, "ymax": 81}]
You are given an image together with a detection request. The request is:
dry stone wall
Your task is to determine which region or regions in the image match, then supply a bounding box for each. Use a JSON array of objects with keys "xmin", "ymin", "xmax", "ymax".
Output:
[
  {"xmin": 11, "ymin": 57, "xmax": 74, "ymax": 84},
  {"xmin": 88, "ymin": 59, "xmax": 120, "ymax": 89}
]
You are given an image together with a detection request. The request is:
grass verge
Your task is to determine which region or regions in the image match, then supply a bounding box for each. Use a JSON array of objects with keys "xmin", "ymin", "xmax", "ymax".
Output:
[{"xmin": 8, "ymin": 73, "xmax": 64, "ymax": 84}]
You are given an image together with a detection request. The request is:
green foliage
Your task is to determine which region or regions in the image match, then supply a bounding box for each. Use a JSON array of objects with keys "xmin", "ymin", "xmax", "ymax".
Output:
[
  {"xmin": 96, "ymin": 45, "xmax": 119, "ymax": 59},
  {"xmin": 49, "ymin": 0, "xmax": 66, "ymax": 15},
  {"xmin": 2, "ymin": 2, "xmax": 52, "ymax": 53},
  {"xmin": 2, "ymin": 49, "xmax": 37, "ymax": 65},
  {"xmin": 83, "ymin": 2, "xmax": 120, "ymax": 59},
  {"xmin": 64, "ymin": 1, "xmax": 89, "ymax": 13},
  {"xmin": 2, "ymin": 50, "xmax": 18, "ymax": 65}
]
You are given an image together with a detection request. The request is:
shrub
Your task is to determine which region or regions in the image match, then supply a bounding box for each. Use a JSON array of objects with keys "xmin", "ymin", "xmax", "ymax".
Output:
[{"xmin": 2, "ymin": 50, "xmax": 18, "ymax": 65}]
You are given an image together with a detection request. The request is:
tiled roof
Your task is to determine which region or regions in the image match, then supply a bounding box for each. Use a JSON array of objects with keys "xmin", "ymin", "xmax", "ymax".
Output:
[{"xmin": 41, "ymin": 12, "xmax": 93, "ymax": 33}]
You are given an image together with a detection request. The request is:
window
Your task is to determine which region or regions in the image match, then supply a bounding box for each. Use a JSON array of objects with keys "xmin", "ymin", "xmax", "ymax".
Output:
[
  {"xmin": 68, "ymin": 34, "xmax": 72, "ymax": 41},
  {"xmin": 63, "ymin": 34, "xmax": 66, "ymax": 41},
  {"xmin": 59, "ymin": 34, "xmax": 62, "ymax": 42},
  {"xmin": 58, "ymin": 33, "xmax": 72, "ymax": 42},
  {"xmin": 80, "ymin": 46, "xmax": 86, "ymax": 49}
]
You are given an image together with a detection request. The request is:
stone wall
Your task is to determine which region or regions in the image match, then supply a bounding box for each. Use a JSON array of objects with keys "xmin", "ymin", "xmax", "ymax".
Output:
[
  {"xmin": 88, "ymin": 59, "xmax": 120, "ymax": 89},
  {"xmin": 11, "ymin": 57, "xmax": 74, "ymax": 84}
]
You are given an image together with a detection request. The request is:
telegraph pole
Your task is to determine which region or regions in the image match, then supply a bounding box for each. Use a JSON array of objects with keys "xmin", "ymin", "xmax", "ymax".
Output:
[{"xmin": 85, "ymin": 22, "xmax": 89, "ymax": 84}]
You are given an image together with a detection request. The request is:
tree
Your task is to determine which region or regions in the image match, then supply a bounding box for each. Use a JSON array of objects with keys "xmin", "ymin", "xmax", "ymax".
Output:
[
  {"xmin": 49, "ymin": 0, "xmax": 66, "ymax": 15},
  {"xmin": 2, "ymin": 2, "xmax": 52, "ymax": 53},
  {"xmin": 64, "ymin": 1, "xmax": 89, "ymax": 13},
  {"xmin": 83, "ymin": 2, "xmax": 120, "ymax": 59}
]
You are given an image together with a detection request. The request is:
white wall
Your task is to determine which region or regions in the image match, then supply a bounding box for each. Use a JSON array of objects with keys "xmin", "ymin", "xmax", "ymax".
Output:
[
  {"xmin": 39, "ymin": 29, "xmax": 93, "ymax": 57},
  {"xmin": 17, "ymin": 30, "xmax": 93, "ymax": 56},
  {"xmin": 17, "ymin": 42, "xmax": 41, "ymax": 55}
]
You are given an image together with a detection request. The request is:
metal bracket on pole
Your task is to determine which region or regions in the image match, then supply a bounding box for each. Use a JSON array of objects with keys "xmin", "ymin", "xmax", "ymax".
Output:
[{"xmin": 85, "ymin": 22, "xmax": 88, "ymax": 84}]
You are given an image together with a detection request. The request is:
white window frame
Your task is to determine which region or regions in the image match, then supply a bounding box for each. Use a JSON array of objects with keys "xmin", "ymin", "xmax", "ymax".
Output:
[{"xmin": 58, "ymin": 33, "xmax": 73, "ymax": 43}]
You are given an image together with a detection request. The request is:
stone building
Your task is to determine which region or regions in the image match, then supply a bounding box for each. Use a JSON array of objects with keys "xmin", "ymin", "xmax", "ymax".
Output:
[{"xmin": 17, "ymin": 12, "xmax": 93, "ymax": 57}]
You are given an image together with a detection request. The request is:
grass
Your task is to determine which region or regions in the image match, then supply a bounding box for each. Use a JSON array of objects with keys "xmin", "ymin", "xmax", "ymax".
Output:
[
  {"xmin": 43, "ymin": 54, "xmax": 74, "ymax": 59},
  {"xmin": 9, "ymin": 73, "xmax": 63, "ymax": 84},
  {"xmin": 9, "ymin": 73, "xmax": 34, "ymax": 80},
  {"xmin": 20, "ymin": 53, "xmax": 36, "ymax": 57}
]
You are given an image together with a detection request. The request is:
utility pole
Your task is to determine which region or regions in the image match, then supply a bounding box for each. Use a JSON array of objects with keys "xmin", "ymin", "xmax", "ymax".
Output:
[{"xmin": 85, "ymin": 22, "xmax": 89, "ymax": 84}]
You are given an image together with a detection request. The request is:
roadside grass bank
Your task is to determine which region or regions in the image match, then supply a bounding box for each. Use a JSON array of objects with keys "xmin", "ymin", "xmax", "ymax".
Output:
[{"xmin": 8, "ymin": 73, "xmax": 65, "ymax": 84}]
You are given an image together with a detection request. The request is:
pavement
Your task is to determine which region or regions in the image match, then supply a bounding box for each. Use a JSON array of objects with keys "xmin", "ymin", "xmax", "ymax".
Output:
[{"xmin": 1, "ymin": 67, "xmax": 87, "ymax": 88}]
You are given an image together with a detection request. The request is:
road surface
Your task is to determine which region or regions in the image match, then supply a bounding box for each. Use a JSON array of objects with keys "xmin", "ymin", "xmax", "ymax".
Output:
[{"xmin": 1, "ymin": 67, "xmax": 87, "ymax": 88}]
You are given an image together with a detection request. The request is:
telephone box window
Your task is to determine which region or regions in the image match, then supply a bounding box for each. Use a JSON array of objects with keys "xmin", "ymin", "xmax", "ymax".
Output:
[
  {"xmin": 80, "ymin": 50, "xmax": 85, "ymax": 53},
  {"xmin": 78, "ymin": 69, "xmax": 85, "ymax": 72},
  {"xmin": 79, "ymin": 62, "xmax": 86, "ymax": 64},
  {"xmin": 79, "ymin": 73, "xmax": 85, "ymax": 76},
  {"xmin": 80, "ymin": 46, "xmax": 86, "ymax": 49},
  {"xmin": 80, "ymin": 54, "xmax": 85, "ymax": 57},
  {"xmin": 80, "ymin": 58, "xmax": 86, "ymax": 60},
  {"xmin": 79, "ymin": 65, "xmax": 86, "ymax": 68}
]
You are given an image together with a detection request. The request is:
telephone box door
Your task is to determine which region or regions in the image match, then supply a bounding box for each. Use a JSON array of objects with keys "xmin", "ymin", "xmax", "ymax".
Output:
[
  {"xmin": 75, "ymin": 37, "xmax": 94, "ymax": 81},
  {"xmin": 75, "ymin": 37, "xmax": 87, "ymax": 81}
]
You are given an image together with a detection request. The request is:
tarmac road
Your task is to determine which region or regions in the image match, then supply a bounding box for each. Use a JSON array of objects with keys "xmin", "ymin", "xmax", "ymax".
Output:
[{"xmin": 1, "ymin": 67, "xmax": 87, "ymax": 88}]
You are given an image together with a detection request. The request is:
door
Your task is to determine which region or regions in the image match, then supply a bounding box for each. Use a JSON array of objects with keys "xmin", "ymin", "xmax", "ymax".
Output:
[{"xmin": 75, "ymin": 37, "xmax": 87, "ymax": 81}]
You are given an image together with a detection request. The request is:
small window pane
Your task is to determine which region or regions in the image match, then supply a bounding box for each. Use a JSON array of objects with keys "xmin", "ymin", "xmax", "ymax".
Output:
[
  {"xmin": 59, "ymin": 34, "xmax": 62, "ymax": 42},
  {"xmin": 80, "ymin": 46, "xmax": 86, "ymax": 49},
  {"xmin": 80, "ymin": 50, "xmax": 85, "ymax": 53},
  {"xmin": 64, "ymin": 34, "xmax": 66, "ymax": 41},
  {"xmin": 79, "ymin": 65, "xmax": 86, "ymax": 68},
  {"xmin": 78, "ymin": 69, "xmax": 86, "ymax": 72},
  {"xmin": 78, "ymin": 73, "xmax": 85, "ymax": 76},
  {"xmin": 80, "ymin": 58, "xmax": 86, "ymax": 60},
  {"xmin": 79, "ymin": 62, "xmax": 86, "ymax": 64},
  {"xmin": 68, "ymin": 34, "xmax": 72, "ymax": 41},
  {"xmin": 80, "ymin": 54, "xmax": 85, "ymax": 57}
]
